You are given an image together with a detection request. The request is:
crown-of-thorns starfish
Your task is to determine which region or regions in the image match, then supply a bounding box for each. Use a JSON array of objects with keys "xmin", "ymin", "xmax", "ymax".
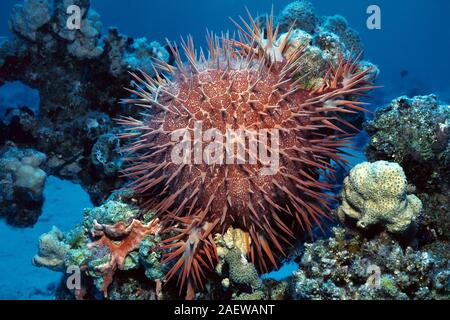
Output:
[{"xmin": 117, "ymin": 8, "xmax": 375, "ymax": 298}]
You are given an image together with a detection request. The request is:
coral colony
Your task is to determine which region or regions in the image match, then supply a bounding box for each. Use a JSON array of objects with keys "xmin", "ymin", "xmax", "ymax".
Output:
[{"xmin": 0, "ymin": 0, "xmax": 448, "ymax": 301}]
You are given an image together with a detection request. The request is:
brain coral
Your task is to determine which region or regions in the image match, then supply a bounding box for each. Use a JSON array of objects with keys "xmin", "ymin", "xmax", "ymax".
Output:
[
  {"xmin": 118, "ymin": 10, "xmax": 375, "ymax": 298},
  {"xmin": 337, "ymin": 161, "xmax": 423, "ymax": 234}
]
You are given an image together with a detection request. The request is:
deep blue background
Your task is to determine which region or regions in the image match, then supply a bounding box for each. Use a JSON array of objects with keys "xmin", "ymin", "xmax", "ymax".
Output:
[
  {"xmin": 1, "ymin": 0, "xmax": 450, "ymax": 101},
  {"xmin": 0, "ymin": 0, "xmax": 449, "ymax": 299}
]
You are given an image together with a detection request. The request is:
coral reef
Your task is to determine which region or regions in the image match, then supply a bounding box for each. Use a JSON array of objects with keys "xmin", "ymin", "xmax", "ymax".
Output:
[
  {"xmin": 10, "ymin": 0, "xmax": 443, "ymax": 302},
  {"xmin": 225, "ymin": 249, "xmax": 263, "ymax": 293},
  {"xmin": 317, "ymin": 15, "xmax": 363, "ymax": 55},
  {"xmin": 34, "ymin": 195, "xmax": 165, "ymax": 299},
  {"xmin": 118, "ymin": 4, "xmax": 377, "ymax": 297},
  {"xmin": 290, "ymin": 228, "xmax": 449, "ymax": 300},
  {"xmin": 124, "ymin": 37, "xmax": 170, "ymax": 76},
  {"xmin": 9, "ymin": 0, "xmax": 52, "ymax": 41},
  {"xmin": 274, "ymin": 0, "xmax": 377, "ymax": 90},
  {"xmin": 365, "ymin": 95, "xmax": 449, "ymax": 192},
  {"xmin": 90, "ymin": 133, "xmax": 123, "ymax": 178},
  {"xmin": 364, "ymin": 94, "xmax": 449, "ymax": 258},
  {"xmin": 0, "ymin": 0, "xmax": 374, "ymax": 230},
  {"xmin": 419, "ymin": 190, "xmax": 450, "ymax": 252},
  {"xmin": 87, "ymin": 218, "xmax": 162, "ymax": 296},
  {"xmin": 268, "ymin": 1, "xmax": 379, "ymax": 138},
  {"xmin": 337, "ymin": 161, "xmax": 423, "ymax": 235},
  {"xmin": 0, "ymin": 0, "xmax": 169, "ymax": 210},
  {"xmin": 0, "ymin": 144, "xmax": 47, "ymax": 226},
  {"xmin": 287, "ymin": 95, "xmax": 449, "ymax": 301}
]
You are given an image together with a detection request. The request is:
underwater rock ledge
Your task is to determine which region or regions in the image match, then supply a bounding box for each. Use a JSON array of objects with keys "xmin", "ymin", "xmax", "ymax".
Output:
[{"xmin": 0, "ymin": 0, "xmax": 170, "ymax": 217}]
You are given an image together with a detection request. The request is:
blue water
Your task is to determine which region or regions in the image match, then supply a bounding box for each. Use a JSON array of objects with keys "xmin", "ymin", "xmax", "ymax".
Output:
[
  {"xmin": 0, "ymin": 0, "xmax": 449, "ymax": 299},
  {"xmin": 1, "ymin": 0, "xmax": 450, "ymax": 102},
  {"xmin": 0, "ymin": 176, "xmax": 92, "ymax": 300},
  {"xmin": 0, "ymin": 81, "xmax": 40, "ymax": 118}
]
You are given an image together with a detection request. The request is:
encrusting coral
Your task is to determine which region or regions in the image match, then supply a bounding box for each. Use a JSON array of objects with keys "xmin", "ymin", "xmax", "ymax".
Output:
[
  {"xmin": 214, "ymin": 227, "xmax": 263, "ymax": 299},
  {"xmin": 224, "ymin": 248, "xmax": 262, "ymax": 291},
  {"xmin": 337, "ymin": 161, "xmax": 423, "ymax": 234}
]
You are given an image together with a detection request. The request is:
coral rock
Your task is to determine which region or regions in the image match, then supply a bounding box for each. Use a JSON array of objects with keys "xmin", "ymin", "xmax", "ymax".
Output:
[
  {"xmin": 277, "ymin": 0, "xmax": 318, "ymax": 34},
  {"xmin": 9, "ymin": 0, "xmax": 52, "ymax": 41},
  {"xmin": 0, "ymin": 145, "xmax": 47, "ymax": 226},
  {"xmin": 290, "ymin": 227, "xmax": 449, "ymax": 300},
  {"xmin": 365, "ymin": 94, "xmax": 450, "ymax": 192},
  {"xmin": 224, "ymin": 248, "xmax": 262, "ymax": 290},
  {"xmin": 33, "ymin": 226, "xmax": 70, "ymax": 272},
  {"xmin": 215, "ymin": 226, "xmax": 251, "ymax": 258}
]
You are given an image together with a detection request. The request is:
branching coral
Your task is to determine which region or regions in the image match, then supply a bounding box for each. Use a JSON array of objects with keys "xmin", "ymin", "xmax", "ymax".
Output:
[{"xmin": 118, "ymin": 9, "xmax": 376, "ymax": 298}]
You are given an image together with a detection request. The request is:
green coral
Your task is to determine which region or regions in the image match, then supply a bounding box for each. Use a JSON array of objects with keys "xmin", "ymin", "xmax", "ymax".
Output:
[
  {"xmin": 65, "ymin": 224, "xmax": 88, "ymax": 248},
  {"xmin": 64, "ymin": 246, "xmax": 90, "ymax": 267},
  {"xmin": 140, "ymin": 235, "xmax": 164, "ymax": 280},
  {"xmin": 232, "ymin": 291, "xmax": 265, "ymax": 300},
  {"xmin": 123, "ymin": 251, "xmax": 140, "ymax": 271},
  {"xmin": 224, "ymin": 248, "xmax": 262, "ymax": 290},
  {"xmin": 83, "ymin": 200, "xmax": 139, "ymax": 231},
  {"xmin": 379, "ymin": 275, "xmax": 408, "ymax": 299}
]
